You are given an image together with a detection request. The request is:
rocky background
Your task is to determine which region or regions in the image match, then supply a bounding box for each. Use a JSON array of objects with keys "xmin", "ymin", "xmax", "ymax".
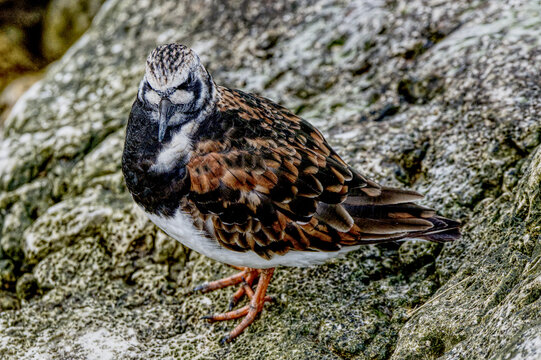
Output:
[{"xmin": 0, "ymin": 0, "xmax": 540, "ymax": 359}]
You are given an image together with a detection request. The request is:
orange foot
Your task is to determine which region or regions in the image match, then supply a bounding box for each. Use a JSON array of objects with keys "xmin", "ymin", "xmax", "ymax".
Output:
[{"xmin": 194, "ymin": 267, "xmax": 275, "ymax": 343}]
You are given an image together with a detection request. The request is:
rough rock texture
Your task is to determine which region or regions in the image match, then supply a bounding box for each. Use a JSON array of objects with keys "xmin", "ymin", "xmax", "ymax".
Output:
[
  {"xmin": 0, "ymin": 73, "xmax": 42, "ymax": 124},
  {"xmin": 0, "ymin": 0, "xmax": 540, "ymax": 359}
]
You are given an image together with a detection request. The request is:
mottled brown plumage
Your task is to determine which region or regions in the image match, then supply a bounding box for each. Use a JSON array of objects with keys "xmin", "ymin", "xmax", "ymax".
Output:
[{"xmin": 181, "ymin": 86, "xmax": 458, "ymax": 260}]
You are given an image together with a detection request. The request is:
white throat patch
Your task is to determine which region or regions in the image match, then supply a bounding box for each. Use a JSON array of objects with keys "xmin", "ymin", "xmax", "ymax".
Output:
[{"xmin": 151, "ymin": 121, "xmax": 196, "ymax": 173}]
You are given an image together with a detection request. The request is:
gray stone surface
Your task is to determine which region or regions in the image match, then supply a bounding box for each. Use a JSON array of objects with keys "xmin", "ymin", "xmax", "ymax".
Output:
[{"xmin": 0, "ymin": 0, "xmax": 540, "ymax": 359}]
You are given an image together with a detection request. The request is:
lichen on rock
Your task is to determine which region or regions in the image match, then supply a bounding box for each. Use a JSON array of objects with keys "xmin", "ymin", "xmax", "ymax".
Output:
[{"xmin": 0, "ymin": 0, "xmax": 540, "ymax": 359}]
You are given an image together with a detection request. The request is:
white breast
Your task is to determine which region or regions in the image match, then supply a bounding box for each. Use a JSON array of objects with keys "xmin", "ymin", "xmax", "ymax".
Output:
[
  {"xmin": 150, "ymin": 122, "xmax": 195, "ymax": 173},
  {"xmin": 145, "ymin": 209, "xmax": 359, "ymax": 268}
]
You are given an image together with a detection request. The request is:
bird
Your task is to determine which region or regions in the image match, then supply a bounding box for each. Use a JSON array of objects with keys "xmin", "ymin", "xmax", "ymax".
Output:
[{"xmin": 121, "ymin": 43, "xmax": 460, "ymax": 343}]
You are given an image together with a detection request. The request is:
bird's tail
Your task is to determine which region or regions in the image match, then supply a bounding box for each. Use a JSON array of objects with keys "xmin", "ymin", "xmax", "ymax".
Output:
[{"xmin": 342, "ymin": 186, "xmax": 461, "ymax": 244}]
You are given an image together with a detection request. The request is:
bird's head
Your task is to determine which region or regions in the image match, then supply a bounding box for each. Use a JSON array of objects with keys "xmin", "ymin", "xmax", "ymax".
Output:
[{"xmin": 138, "ymin": 44, "xmax": 216, "ymax": 142}]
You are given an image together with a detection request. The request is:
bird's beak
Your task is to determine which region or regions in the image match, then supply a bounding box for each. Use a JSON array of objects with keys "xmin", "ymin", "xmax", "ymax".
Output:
[{"xmin": 158, "ymin": 98, "xmax": 172, "ymax": 142}]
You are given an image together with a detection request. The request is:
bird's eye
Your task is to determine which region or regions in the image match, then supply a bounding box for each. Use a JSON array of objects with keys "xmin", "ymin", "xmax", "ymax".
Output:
[
  {"xmin": 177, "ymin": 73, "xmax": 194, "ymax": 90},
  {"xmin": 176, "ymin": 83, "xmax": 188, "ymax": 91}
]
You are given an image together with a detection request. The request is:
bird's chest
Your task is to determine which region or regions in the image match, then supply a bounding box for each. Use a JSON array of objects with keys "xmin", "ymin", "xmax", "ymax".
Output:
[
  {"xmin": 122, "ymin": 139, "xmax": 190, "ymax": 218},
  {"xmin": 123, "ymin": 163, "xmax": 189, "ymax": 217}
]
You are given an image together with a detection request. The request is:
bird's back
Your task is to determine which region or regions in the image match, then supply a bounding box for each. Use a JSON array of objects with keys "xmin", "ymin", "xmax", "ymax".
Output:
[{"xmin": 176, "ymin": 86, "xmax": 460, "ymax": 262}]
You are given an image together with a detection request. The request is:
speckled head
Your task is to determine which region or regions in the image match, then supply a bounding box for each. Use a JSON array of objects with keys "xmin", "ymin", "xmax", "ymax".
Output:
[
  {"xmin": 145, "ymin": 44, "xmax": 199, "ymax": 91},
  {"xmin": 138, "ymin": 44, "xmax": 217, "ymax": 143}
]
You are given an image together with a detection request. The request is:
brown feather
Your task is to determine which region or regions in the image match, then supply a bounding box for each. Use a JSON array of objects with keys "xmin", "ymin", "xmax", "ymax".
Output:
[
  {"xmin": 315, "ymin": 203, "xmax": 354, "ymax": 232},
  {"xmin": 345, "ymin": 186, "xmax": 423, "ymax": 206},
  {"xmin": 353, "ymin": 217, "xmax": 433, "ymax": 234}
]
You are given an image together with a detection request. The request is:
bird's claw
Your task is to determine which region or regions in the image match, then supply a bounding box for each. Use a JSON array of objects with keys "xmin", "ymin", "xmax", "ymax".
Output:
[
  {"xmin": 193, "ymin": 284, "xmax": 208, "ymax": 292},
  {"xmin": 220, "ymin": 335, "xmax": 231, "ymax": 345}
]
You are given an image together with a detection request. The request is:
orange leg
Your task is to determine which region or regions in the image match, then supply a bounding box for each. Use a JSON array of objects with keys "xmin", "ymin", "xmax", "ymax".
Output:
[
  {"xmin": 196, "ymin": 268, "xmax": 275, "ymax": 343},
  {"xmin": 194, "ymin": 267, "xmax": 265, "ymax": 308},
  {"xmin": 202, "ymin": 304, "xmax": 250, "ymax": 322},
  {"xmin": 225, "ymin": 268, "xmax": 275, "ymax": 342},
  {"xmin": 193, "ymin": 267, "xmax": 256, "ymax": 293},
  {"xmin": 228, "ymin": 269, "xmax": 257, "ymax": 309}
]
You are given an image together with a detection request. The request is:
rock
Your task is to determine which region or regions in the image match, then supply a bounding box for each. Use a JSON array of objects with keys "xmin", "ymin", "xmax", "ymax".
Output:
[
  {"xmin": 396, "ymin": 75, "xmax": 445, "ymax": 104},
  {"xmin": 0, "ymin": 179, "xmax": 55, "ymax": 263},
  {"xmin": 15, "ymin": 273, "xmax": 38, "ymax": 300},
  {"xmin": 0, "ymin": 0, "xmax": 540, "ymax": 359},
  {"xmin": 152, "ymin": 230, "xmax": 187, "ymax": 265},
  {"xmin": 0, "ymin": 259, "xmax": 16, "ymax": 289},
  {"xmin": 398, "ymin": 240, "xmax": 440, "ymax": 270},
  {"xmin": 0, "ymin": 290, "xmax": 19, "ymax": 311},
  {"xmin": 1, "ymin": 202, "xmax": 31, "ymax": 262},
  {"xmin": 0, "ymin": 73, "xmax": 42, "ymax": 125}
]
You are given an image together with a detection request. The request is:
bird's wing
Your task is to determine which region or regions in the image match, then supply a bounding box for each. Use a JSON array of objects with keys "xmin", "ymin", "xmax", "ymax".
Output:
[
  {"xmin": 185, "ymin": 87, "xmax": 460, "ymax": 259},
  {"xmin": 184, "ymin": 87, "xmax": 397, "ymax": 259}
]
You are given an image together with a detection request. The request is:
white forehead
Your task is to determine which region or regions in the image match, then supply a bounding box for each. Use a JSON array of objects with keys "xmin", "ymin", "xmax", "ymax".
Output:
[{"xmin": 145, "ymin": 44, "xmax": 200, "ymax": 92}]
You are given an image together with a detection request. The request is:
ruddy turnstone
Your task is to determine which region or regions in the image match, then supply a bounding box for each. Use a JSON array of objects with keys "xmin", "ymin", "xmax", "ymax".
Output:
[{"xmin": 121, "ymin": 44, "xmax": 460, "ymax": 342}]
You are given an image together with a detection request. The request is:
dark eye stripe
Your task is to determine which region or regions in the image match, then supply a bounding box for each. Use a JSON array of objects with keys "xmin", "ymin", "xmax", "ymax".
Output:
[
  {"xmin": 176, "ymin": 80, "xmax": 201, "ymax": 114},
  {"xmin": 176, "ymin": 83, "xmax": 188, "ymax": 91},
  {"xmin": 176, "ymin": 73, "xmax": 195, "ymax": 91},
  {"xmin": 143, "ymin": 81, "xmax": 163, "ymax": 97}
]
